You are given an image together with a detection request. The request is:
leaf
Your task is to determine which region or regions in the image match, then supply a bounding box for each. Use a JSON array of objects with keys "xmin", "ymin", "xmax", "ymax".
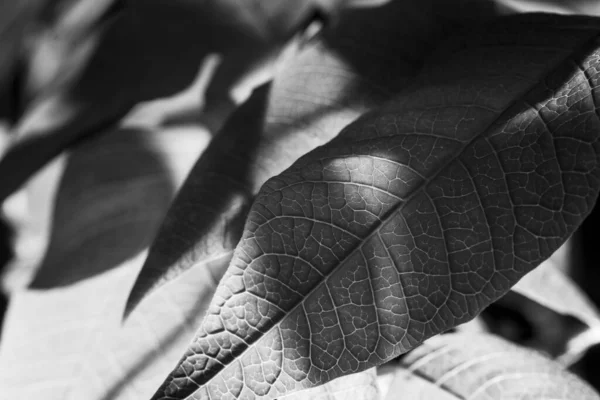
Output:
[
  {"xmin": 0, "ymin": 0, "xmax": 46, "ymax": 96},
  {"xmin": 27, "ymin": 126, "xmax": 206, "ymax": 287},
  {"xmin": 378, "ymin": 332, "xmax": 600, "ymax": 399},
  {"xmin": 125, "ymin": 0, "xmax": 480, "ymax": 316},
  {"xmin": 0, "ymin": 122, "xmax": 217, "ymax": 399},
  {"xmin": 0, "ymin": 0, "xmax": 363, "ymax": 202},
  {"xmin": 152, "ymin": 14, "xmax": 600, "ymax": 399},
  {"xmin": 513, "ymin": 250, "xmax": 600, "ymax": 330},
  {"xmin": 281, "ymin": 368, "xmax": 378, "ymax": 400},
  {"xmin": 511, "ymin": 252, "xmax": 600, "ymax": 365},
  {"xmin": 496, "ymin": 0, "xmax": 600, "ymax": 15}
]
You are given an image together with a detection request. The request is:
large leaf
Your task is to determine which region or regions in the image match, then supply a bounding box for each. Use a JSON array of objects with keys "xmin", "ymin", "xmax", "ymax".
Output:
[
  {"xmin": 378, "ymin": 332, "xmax": 600, "ymax": 399},
  {"xmin": 125, "ymin": 0, "xmax": 498, "ymax": 316},
  {"xmin": 152, "ymin": 14, "xmax": 600, "ymax": 399}
]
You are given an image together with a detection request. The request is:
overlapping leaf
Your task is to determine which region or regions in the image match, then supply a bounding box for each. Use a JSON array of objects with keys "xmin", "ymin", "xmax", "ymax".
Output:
[
  {"xmin": 512, "ymin": 254, "xmax": 600, "ymax": 365},
  {"xmin": 152, "ymin": 14, "xmax": 600, "ymax": 399},
  {"xmin": 378, "ymin": 332, "xmax": 599, "ymax": 399},
  {"xmin": 0, "ymin": 118, "xmax": 212, "ymax": 399},
  {"xmin": 0, "ymin": 0, "xmax": 360, "ymax": 202},
  {"xmin": 125, "ymin": 0, "xmax": 487, "ymax": 316}
]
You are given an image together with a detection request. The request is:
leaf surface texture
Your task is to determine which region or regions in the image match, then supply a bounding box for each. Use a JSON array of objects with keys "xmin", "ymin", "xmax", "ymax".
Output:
[
  {"xmin": 126, "ymin": 0, "xmax": 463, "ymax": 316},
  {"xmin": 153, "ymin": 14, "xmax": 600, "ymax": 399}
]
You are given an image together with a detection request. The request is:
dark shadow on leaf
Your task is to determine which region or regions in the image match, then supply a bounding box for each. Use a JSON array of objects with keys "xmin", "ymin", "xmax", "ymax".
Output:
[
  {"xmin": 29, "ymin": 126, "xmax": 175, "ymax": 288},
  {"xmin": 124, "ymin": 84, "xmax": 271, "ymax": 314}
]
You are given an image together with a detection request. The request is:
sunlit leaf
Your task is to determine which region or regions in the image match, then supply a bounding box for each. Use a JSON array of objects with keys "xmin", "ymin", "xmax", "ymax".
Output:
[
  {"xmin": 152, "ymin": 14, "xmax": 600, "ymax": 399},
  {"xmin": 378, "ymin": 332, "xmax": 600, "ymax": 399}
]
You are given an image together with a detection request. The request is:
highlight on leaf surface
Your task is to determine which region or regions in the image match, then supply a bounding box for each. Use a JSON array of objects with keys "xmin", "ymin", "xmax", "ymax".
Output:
[
  {"xmin": 125, "ymin": 0, "xmax": 470, "ymax": 318},
  {"xmin": 151, "ymin": 13, "xmax": 600, "ymax": 400},
  {"xmin": 378, "ymin": 332, "xmax": 600, "ymax": 399}
]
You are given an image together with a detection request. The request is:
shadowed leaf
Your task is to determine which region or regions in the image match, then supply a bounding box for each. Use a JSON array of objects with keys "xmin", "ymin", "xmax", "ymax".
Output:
[
  {"xmin": 512, "ymin": 256, "xmax": 600, "ymax": 365},
  {"xmin": 0, "ymin": 0, "xmax": 358, "ymax": 202},
  {"xmin": 152, "ymin": 14, "xmax": 600, "ymax": 399}
]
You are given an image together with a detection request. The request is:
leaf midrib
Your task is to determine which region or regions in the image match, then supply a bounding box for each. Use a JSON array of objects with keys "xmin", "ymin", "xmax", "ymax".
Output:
[{"xmin": 190, "ymin": 30, "xmax": 600, "ymax": 398}]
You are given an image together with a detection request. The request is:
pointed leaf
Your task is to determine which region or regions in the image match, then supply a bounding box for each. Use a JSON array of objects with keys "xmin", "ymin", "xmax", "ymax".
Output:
[
  {"xmin": 126, "ymin": 0, "xmax": 472, "ymax": 316},
  {"xmin": 153, "ymin": 14, "xmax": 600, "ymax": 399},
  {"xmin": 378, "ymin": 332, "xmax": 600, "ymax": 399}
]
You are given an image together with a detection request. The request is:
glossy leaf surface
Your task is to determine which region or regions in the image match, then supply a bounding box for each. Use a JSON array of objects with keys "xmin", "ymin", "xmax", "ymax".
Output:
[
  {"xmin": 153, "ymin": 14, "xmax": 600, "ymax": 399},
  {"xmin": 379, "ymin": 332, "xmax": 600, "ymax": 399}
]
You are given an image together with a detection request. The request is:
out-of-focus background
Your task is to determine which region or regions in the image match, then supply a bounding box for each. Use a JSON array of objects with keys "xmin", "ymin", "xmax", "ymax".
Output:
[{"xmin": 2, "ymin": 0, "xmax": 600, "ymax": 399}]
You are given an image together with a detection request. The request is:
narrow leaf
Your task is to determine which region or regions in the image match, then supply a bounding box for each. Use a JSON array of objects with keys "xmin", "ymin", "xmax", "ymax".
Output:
[
  {"xmin": 153, "ymin": 14, "xmax": 600, "ymax": 399},
  {"xmin": 378, "ymin": 332, "xmax": 600, "ymax": 399},
  {"xmin": 125, "ymin": 0, "xmax": 466, "ymax": 316}
]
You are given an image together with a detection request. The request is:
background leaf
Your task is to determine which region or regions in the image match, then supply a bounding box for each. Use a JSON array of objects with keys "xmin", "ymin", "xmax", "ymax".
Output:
[
  {"xmin": 511, "ymin": 253, "xmax": 600, "ymax": 365},
  {"xmin": 0, "ymin": 0, "xmax": 361, "ymax": 202},
  {"xmin": 152, "ymin": 14, "xmax": 600, "ymax": 399},
  {"xmin": 0, "ymin": 115, "xmax": 218, "ymax": 399},
  {"xmin": 282, "ymin": 368, "xmax": 378, "ymax": 400},
  {"xmin": 378, "ymin": 332, "xmax": 600, "ymax": 399}
]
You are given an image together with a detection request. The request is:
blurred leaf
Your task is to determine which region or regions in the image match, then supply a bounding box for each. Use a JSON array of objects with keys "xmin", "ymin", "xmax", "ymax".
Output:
[
  {"xmin": 496, "ymin": 0, "xmax": 600, "ymax": 14},
  {"xmin": 152, "ymin": 14, "xmax": 600, "ymax": 399},
  {"xmin": 0, "ymin": 253, "xmax": 232, "ymax": 400},
  {"xmin": 0, "ymin": 58, "xmax": 215, "ymax": 293},
  {"xmin": 0, "ymin": 0, "xmax": 366, "ymax": 202},
  {"xmin": 281, "ymin": 368, "xmax": 378, "ymax": 400},
  {"xmin": 0, "ymin": 0, "xmax": 47, "ymax": 109},
  {"xmin": 28, "ymin": 126, "xmax": 205, "ymax": 287},
  {"xmin": 512, "ymin": 256, "xmax": 600, "ymax": 365},
  {"xmin": 514, "ymin": 258, "xmax": 600, "ymax": 332},
  {"xmin": 0, "ymin": 122, "xmax": 216, "ymax": 399},
  {"xmin": 377, "ymin": 332, "xmax": 600, "ymax": 399},
  {"xmin": 125, "ymin": 0, "xmax": 489, "ymax": 317}
]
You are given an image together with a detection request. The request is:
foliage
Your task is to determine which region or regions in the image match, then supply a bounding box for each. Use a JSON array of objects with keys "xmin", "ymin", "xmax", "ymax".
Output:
[{"xmin": 1, "ymin": 0, "xmax": 600, "ymax": 399}]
